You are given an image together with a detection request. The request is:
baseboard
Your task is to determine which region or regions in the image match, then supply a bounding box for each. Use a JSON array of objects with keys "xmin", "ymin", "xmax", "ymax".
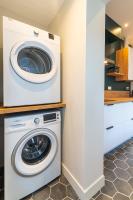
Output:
[{"xmin": 62, "ymin": 163, "xmax": 105, "ymax": 200}]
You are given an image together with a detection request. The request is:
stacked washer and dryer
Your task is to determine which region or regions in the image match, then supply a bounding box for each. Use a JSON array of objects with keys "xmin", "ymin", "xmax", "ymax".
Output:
[{"xmin": 1, "ymin": 17, "xmax": 61, "ymax": 200}]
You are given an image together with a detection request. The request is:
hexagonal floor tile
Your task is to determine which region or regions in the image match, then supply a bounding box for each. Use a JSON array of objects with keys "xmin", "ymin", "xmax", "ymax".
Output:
[
  {"xmin": 126, "ymin": 159, "xmax": 133, "ymax": 168},
  {"xmin": 95, "ymin": 193, "xmax": 112, "ymax": 200},
  {"xmin": 104, "ymin": 168, "xmax": 116, "ymax": 182},
  {"xmin": 105, "ymin": 153, "xmax": 116, "ymax": 161},
  {"xmin": 113, "ymin": 192, "xmax": 130, "ymax": 200},
  {"xmin": 22, "ymin": 195, "xmax": 33, "ymax": 200},
  {"xmin": 48, "ymin": 177, "xmax": 60, "ymax": 187},
  {"xmin": 114, "ymin": 153, "xmax": 127, "ymax": 161},
  {"xmin": 120, "ymin": 144, "xmax": 127, "ymax": 149},
  {"xmin": 114, "ymin": 160, "xmax": 128, "ymax": 170},
  {"xmin": 114, "ymin": 168, "xmax": 130, "ymax": 181},
  {"xmin": 92, "ymin": 191, "xmax": 100, "ymax": 199},
  {"xmin": 127, "ymin": 167, "xmax": 133, "ymax": 177},
  {"xmin": 101, "ymin": 180, "xmax": 116, "ymax": 197},
  {"xmin": 125, "ymin": 153, "xmax": 133, "ymax": 160},
  {"xmin": 114, "ymin": 179, "xmax": 132, "ymax": 196},
  {"xmin": 59, "ymin": 175, "xmax": 69, "ymax": 186},
  {"xmin": 104, "ymin": 160, "xmax": 116, "ymax": 170},
  {"xmin": 50, "ymin": 183, "xmax": 67, "ymax": 200},
  {"xmin": 116, "ymin": 147, "xmax": 125, "ymax": 154},
  {"xmin": 128, "ymin": 178, "xmax": 133, "ymax": 188},
  {"xmin": 67, "ymin": 185, "xmax": 79, "ymax": 200},
  {"xmin": 33, "ymin": 186, "xmax": 50, "ymax": 200},
  {"xmin": 123, "ymin": 147, "xmax": 133, "ymax": 154}
]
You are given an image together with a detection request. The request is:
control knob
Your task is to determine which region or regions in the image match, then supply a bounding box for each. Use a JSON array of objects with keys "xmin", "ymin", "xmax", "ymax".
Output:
[{"xmin": 34, "ymin": 118, "xmax": 40, "ymax": 124}]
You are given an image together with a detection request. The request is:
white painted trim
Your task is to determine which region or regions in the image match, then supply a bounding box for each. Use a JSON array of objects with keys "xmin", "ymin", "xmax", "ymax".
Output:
[{"xmin": 62, "ymin": 163, "xmax": 105, "ymax": 200}]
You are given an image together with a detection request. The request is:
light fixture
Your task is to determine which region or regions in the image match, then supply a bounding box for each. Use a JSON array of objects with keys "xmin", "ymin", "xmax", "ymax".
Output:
[
  {"xmin": 112, "ymin": 27, "xmax": 121, "ymax": 35},
  {"xmin": 124, "ymin": 23, "xmax": 129, "ymax": 28}
]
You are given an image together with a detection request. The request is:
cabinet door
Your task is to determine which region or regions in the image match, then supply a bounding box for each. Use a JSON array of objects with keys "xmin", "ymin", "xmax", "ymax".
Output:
[
  {"xmin": 126, "ymin": 119, "xmax": 133, "ymax": 139},
  {"xmin": 104, "ymin": 122, "xmax": 132, "ymax": 154},
  {"xmin": 116, "ymin": 48, "xmax": 128, "ymax": 81},
  {"xmin": 128, "ymin": 47, "xmax": 133, "ymax": 80}
]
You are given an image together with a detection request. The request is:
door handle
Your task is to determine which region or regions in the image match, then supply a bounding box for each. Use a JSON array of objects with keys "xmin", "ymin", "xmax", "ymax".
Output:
[{"xmin": 106, "ymin": 126, "xmax": 114, "ymax": 130}]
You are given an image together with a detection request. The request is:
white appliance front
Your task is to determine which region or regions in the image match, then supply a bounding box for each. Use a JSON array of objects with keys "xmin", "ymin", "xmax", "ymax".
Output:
[
  {"xmin": 3, "ymin": 17, "xmax": 60, "ymax": 107},
  {"xmin": 4, "ymin": 111, "xmax": 61, "ymax": 200}
]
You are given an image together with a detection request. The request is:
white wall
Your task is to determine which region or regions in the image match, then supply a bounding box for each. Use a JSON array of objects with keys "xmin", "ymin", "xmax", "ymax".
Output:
[
  {"xmin": 48, "ymin": 0, "xmax": 106, "ymax": 199},
  {"xmin": 84, "ymin": 0, "xmax": 105, "ymax": 190},
  {"xmin": 48, "ymin": 0, "xmax": 87, "ymax": 190},
  {"xmin": 0, "ymin": 6, "xmax": 48, "ymax": 48}
]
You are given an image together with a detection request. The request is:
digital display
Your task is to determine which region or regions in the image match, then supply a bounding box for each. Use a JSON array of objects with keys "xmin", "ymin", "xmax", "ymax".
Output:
[{"xmin": 43, "ymin": 113, "xmax": 56, "ymax": 122}]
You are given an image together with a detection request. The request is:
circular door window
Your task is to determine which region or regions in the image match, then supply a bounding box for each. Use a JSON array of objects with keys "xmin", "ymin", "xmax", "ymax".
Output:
[
  {"xmin": 10, "ymin": 40, "xmax": 57, "ymax": 83},
  {"xmin": 17, "ymin": 47, "xmax": 52, "ymax": 74},
  {"xmin": 12, "ymin": 129, "xmax": 58, "ymax": 176}
]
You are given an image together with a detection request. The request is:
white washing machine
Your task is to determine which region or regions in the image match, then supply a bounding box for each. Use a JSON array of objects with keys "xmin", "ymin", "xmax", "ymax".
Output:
[
  {"xmin": 3, "ymin": 16, "xmax": 60, "ymax": 107},
  {"xmin": 4, "ymin": 111, "xmax": 61, "ymax": 200}
]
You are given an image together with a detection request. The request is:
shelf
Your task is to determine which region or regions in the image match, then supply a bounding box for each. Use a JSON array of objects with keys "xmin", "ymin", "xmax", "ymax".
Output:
[
  {"xmin": 107, "ymin": 72, "xmax": 124, "ymax": 77},
  {"xmin": 0, "ymin": 103, "xmax": 66, "ymax": 115}
]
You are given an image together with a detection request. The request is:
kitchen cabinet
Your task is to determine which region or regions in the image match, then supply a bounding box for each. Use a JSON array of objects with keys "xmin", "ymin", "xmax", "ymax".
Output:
[
  {"xmin": 104, "ymin": 102, "xmax": 133, "ymax": 154},
  {"xmin": 116, "ymin": 47, "xmax": 133, "ymax": 81}
]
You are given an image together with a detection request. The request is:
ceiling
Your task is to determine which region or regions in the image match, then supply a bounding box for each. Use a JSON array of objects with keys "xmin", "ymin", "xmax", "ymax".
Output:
[
  {"xmin": 106, "ymin": 0, "xmax": 133, "ymax": 45},
  {"xmin": 0, "ymin": 0, "xmax": 64, "ymax": 28}
]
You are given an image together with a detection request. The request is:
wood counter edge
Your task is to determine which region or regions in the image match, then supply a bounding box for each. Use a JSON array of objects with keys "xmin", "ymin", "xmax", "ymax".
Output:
[
  {"xmin": 0, "ymin": 103, "xmax": 66, "ymax": 115},
  {"xmin": 104, "ymin": 99, "xmax": 133, "ymax": 105}
]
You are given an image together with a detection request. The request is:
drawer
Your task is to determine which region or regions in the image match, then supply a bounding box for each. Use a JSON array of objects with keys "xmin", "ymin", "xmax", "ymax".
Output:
[
  {"xmin": 104, "ymin": 121, "xmax": 133, "ymax": 154},
  {"xmin": 104, "ymin": 102, "xmax": 133, "ymax": 127},
  {"xmin": 104, "ymin": 124, "xmax": 123, "ymax": 154}
]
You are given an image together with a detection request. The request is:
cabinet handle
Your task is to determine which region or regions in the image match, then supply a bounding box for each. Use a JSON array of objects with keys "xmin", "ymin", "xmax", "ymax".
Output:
[
  {"xmin": 106, "ymin": 126, "xmax": 114, "ymax": 130},
  {"xmin": 106, "ymin": 104, "xmax": 114, "ymax": 106}
]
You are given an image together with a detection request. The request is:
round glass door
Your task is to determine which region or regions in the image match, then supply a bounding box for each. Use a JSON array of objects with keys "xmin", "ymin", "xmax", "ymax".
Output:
[
  {"xmin": 17, "ymin": 47, "xmax": 52, "ymax": 74},
  {"xmin": 22, "ymin": 135, "xmax": 51, "ymax": 165},
  {"xmin": 10, "ymin": 40, "xmax": 57, "ymax": 83},
  {"xmin": 12, "ymin": 129, "xmax": 58, "ymax": 176}
]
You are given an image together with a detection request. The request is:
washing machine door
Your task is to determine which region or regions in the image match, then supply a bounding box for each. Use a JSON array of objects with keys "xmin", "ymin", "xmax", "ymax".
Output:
[
  {"xmin": 12, "ymin": 128, "xmax": 58, "ymax": 176},
  {"xmin": 10, "ymin": 40, "xmax": 57, "ymax": 83}
]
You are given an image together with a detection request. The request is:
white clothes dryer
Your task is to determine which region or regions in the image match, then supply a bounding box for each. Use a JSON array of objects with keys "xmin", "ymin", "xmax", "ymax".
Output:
[
  {"xmin": 4, "ymin": 110, "xmax": 61, "ymax": 200},
  {"xmin": 3, "ymin": 17, "xmax": 60, "ymax": 107}
]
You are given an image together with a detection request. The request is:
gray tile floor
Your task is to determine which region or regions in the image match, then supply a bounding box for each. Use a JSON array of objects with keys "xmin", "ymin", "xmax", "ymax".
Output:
[
  {"xmin": 1, "ymin": 138, "xmax": 132, "ymax": 200},
  {"xmin": 24, "ymin": 138, "xmax": 133, "ymax": 200},
  {"xmin": 23, "ymin": 175, "xmax": 79, "ymax": 200},
  {"xmin": 91, "ymin": 138, "xmax": 133, "ymax": 200}
]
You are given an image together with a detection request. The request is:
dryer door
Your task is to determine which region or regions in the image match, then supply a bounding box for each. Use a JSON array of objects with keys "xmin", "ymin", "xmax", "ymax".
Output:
[
  {"xmin": 12, "ymin": 128, "xmax": 58, "ymax": 176},
  {"xmin": 10, "ymin": 40, "xmax": 57, "ymax": 83}
]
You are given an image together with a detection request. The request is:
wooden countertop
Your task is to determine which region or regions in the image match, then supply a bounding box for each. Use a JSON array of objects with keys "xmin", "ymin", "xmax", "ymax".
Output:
[
  {"xmin": 0, "ymin": 103, "xmax": 66, "ymax": 115},
  {"xmin": 104, "ymin": 98, "xmax": 133, "ymax": 105}
]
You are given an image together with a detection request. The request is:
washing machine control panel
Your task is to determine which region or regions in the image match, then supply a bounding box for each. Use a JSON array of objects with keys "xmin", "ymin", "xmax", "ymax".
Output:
[{"xmin": 43, "ymin": 112, "xmax": 60, "ymax": 123}]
